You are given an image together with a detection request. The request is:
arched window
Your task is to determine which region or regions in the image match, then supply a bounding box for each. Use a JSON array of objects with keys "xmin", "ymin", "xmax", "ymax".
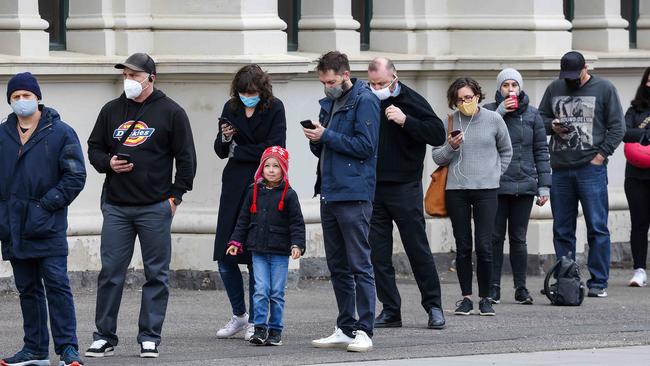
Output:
[
  {"xmin": 352, "ymin": 0, "xmax": 372, "ymax": 51},
  {"xmin": 38, "ymin": 0, "xmax": 68, "ymax": 50},
  {"xmin": 621, "ymin": 0, "xmax": 640, "ymax": 48}
]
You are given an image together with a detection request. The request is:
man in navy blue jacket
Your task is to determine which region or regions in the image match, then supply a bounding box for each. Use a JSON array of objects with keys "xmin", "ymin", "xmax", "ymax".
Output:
[
  {"xmin": 0, "ymin": 72, "xmax": 86, "ymax": 366},
  {"xmin": 303, "ymin": 51, "xmax": 380, "ymax": 353}
]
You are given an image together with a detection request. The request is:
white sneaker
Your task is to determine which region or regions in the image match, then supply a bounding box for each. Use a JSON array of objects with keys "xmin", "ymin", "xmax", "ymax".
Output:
[
  {"xmin": 311, "ymin": 327, "xmax": 354, "ymax": 349},
  {"xmin": 347, "ymin": 330, "xmax": 373, "ymax": 352},
  {"xmin": 629, "ymin": 268, "xmax": 647, "ymax": 287},
  {"xmin": 216, "ymin": 313, "xmax": 249, "ymax": 338},
  {"xmin": 243, "ymin": 323, "xmax": 255, "ymax": 341}
]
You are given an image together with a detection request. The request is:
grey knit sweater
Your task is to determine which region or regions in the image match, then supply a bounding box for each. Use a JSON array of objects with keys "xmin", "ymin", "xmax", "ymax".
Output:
[{"xmin": 431, "ymin": 108, "xmax": 512, "ymax": 190}]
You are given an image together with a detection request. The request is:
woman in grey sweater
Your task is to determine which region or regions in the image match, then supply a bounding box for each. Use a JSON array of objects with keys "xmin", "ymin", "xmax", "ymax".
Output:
[{"xmin": 432, "ymin": 77, "xmax": 512, "ymax": 316}]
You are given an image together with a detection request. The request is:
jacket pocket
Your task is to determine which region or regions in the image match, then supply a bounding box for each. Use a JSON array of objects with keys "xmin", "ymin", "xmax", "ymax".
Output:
[
  {"xmin": 267, "ymin": 225, "xmax": 290, "ymax": 251},
  {"xmin": 23, "ymin": 200, "xmax": 57, "ymax": 239},
  {"xmin": 0, "ymin": 200, "xmax": 9, "ymax": 241}
]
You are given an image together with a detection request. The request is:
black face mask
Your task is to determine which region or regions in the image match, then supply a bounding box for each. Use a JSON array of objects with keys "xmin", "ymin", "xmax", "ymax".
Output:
[{"xmin": 565, "ymin": 78, "xmax": 581, "ymax": 90}]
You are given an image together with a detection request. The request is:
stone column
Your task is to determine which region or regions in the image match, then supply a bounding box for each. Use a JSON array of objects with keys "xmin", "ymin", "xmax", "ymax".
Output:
[
  {"xmin": 446, "ymin": 0, "xmax": 571, "ymax": 56},
  {"xmin": 0, "ymin": 0, "xmax": 49, "ymax": 56},
  {"xmin": 152, "ymin": 0, "xmax": 287, "ymax": 55},
  {"xmin": 637, "ymin": 0, "xmax": 650, "ymax": 49},
  {"xmin": 66, "ymin": 0, "xmax": 116, "ymax": 55},
  {"xmin": 298, "ymin": 0, "xmax": 360, "ymax": 55},
  {"xmin": 370, "ymin": 0, "xmax": 450, "ymax": 55},
  {"xmin": 572, "ymin": 0, "xmax": 629, "ymax": 52}
]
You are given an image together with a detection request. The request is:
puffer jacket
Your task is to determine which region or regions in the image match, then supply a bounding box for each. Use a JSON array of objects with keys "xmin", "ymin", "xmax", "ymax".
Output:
[
  {"xmin": 0, "ymin": 106, "xmax": 86, "ymax": 260},
  {"xmin": 484, "ymin": 91, "xmax": 551, "ymax": 195}
]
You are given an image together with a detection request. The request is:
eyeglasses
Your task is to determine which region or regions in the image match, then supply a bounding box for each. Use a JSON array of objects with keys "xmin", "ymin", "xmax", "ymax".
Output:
[{"xmin": 456, "ymin": 95, "xmax": 475, "ymax": 105}]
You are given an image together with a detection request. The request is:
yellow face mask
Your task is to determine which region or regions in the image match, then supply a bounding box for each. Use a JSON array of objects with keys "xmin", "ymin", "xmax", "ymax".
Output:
[{"xmin": 458, "ymin": 97, "xmax": 478, "ymax": 116}]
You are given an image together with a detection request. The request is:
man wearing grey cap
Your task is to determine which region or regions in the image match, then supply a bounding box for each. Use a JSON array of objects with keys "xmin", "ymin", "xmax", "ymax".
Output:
[
  {"xmin": 85, "ymin": 53, "xmax": 197, "ymax": 358},
  {"xmin": 538, "ymin": 51, "xmax": 625, "ymax": 298}
]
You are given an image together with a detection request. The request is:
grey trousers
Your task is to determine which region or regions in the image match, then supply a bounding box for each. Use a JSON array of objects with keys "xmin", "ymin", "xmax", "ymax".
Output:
[{"xmin": 93, "ymin": 200, "xmax": 173, "ymax": 346}]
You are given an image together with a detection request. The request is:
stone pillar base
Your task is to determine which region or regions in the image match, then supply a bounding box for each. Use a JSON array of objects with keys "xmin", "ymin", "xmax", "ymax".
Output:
[
  {"xmin": 370, "ymin": 31, "xmax": 416, "ymax": 54},
  {"xmin": 0, "ymin": 30, "xmax": 49, "ymax": 57},
  {"xmin": 416, "ymin": 30, "xmax": 451, "ymax": 56},
  {"xmin": 67, "ymin": 30, "xmax": 116, "ymax": 56},
  {"xmin": 115, "ymin": 31, "xmax": 154, "ymax": 55},
  {"xmin": 572, "ymin": 29, "xmax": 629, "ymax": 52},
  {"xmin": 450, "ymin": 30, "xmax": 572, "ymax": 56},
  {"xmin": 298, "ymin": 30, "xmax": 359, "ymax": 55},
  {"xmin": 154, "ymin": 31, "xmax": 286, "ymax": 55}
]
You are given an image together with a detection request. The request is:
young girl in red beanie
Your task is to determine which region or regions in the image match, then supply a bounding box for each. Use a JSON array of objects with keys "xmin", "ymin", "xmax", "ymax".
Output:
[{"xmin": 226, "ymin": 146, "xmax": 305, "ymax": 346}]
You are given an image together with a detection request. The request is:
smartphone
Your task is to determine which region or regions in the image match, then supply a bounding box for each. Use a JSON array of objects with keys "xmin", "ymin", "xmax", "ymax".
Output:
[
  {"xmin": 553, "ymin": 120, "xmax": 570, "ymax": 129},
  {"xmin": 115, "ymin": 153, "xmax": 131, "ymax": 163},
  {"xmin": 450, "ymin": 130, "xmax": 461, "ymax": 137},
  {"xmin": 300, "ymin": 119, "xmax": 316, "ymax": 129}
]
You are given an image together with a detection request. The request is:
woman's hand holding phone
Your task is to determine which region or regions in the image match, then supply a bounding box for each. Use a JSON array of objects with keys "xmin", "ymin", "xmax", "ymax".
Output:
[
  {"xmin": 448, "ymin": 130, "xmax": 463, "ymax": 150},
  {"xmin": 219, "ymin": 118, "xmax": 236, "ymax": 138}
]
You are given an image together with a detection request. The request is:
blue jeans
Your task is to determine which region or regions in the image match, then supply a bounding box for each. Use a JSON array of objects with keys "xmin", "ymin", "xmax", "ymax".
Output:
[
  {"xmin": 11, "ymin": 256, "xmax": 78, "ymax": 355},
  {"xmin": 321, "ymin": 200, "xmax": 376, "ymax": 338},
  {"xmin": 252, "ymin": 253, "xmax": 289, "ymax": 331},
  {"xmin": 218, "ymin": 260, "xmax": 254, "ymax": 320},
  {"xmin": 551, "ymin": 163, "xmax": 610, "ymax": 289}
]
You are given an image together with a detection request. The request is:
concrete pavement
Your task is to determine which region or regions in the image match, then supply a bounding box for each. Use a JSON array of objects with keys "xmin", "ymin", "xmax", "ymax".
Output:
[{"xmin": 1, "ymin": 269, "xmax": 649, "ymax": 365}]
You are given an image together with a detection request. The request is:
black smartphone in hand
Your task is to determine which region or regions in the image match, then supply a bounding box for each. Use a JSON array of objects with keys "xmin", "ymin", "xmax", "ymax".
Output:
[
  {"xmin": 300, "ymin": 120, "xmax": 316, "ymax": 129},
  {"xmin": 450, "ymin": 130, "xmax": 461, "ymax": 137},
  {"xmin": 115, "ymin": 153, "xmax": 131, "ymax": 163}
]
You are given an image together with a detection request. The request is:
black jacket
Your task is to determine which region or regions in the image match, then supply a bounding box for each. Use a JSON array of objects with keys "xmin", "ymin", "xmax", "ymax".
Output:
[
  {"xmin": 376, "ymin": 82, "xmax": 446, "ymax": 183},
  {"xmin": 230, "ymin": 182, "xmax": 305, "ymax": 256},
  {"xmin": 623, "ymin": 106, "xmax": 650, "ymax": 179},
  {"xmin": 213, "ymin": 98, "xmax": 286, "ymax": 262},
  {"xmin": 87, "ymin": 89, "xmax": 196, "ymax": 205},
  {"xmin": 484, "ymin": 91, "xmax": 552, "ymax": 195}
]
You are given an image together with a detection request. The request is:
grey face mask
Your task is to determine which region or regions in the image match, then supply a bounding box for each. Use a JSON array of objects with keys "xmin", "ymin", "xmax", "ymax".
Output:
[{"xmin": 324, "ymin": 83, "xmax": 345, "ymax": 100}]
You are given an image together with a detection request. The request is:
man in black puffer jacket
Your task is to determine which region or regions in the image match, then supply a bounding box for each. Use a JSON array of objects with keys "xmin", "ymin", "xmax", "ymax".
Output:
[{"xmin": 484, "ymin": 68, "xmax": 551, "ymax": 305}]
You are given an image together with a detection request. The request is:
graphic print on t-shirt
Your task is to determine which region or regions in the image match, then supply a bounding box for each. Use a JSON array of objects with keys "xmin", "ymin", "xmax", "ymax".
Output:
[
  {"xmin": 113, "ymin": 121, "xmax": 156, "ymax": 147},
  {"xmin": 551, "ymin": 96, "xmax": 595, "ymax": 152}
]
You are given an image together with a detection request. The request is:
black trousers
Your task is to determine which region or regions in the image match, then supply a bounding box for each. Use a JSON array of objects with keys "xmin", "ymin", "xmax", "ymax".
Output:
[
  {"xmin": 446, "ymin": 189, "xmax": 498, "ymax": 298},
  {"xmin": 624, "ymin": 177, "xmax": 650, "ymax": 270},
  {"xmin": 491, "ymin": 194, "xmax": 534, "ymax": 289},
  {"xmin": 369, "ymin": 181, "xmax": 442, "ymax": 315}
]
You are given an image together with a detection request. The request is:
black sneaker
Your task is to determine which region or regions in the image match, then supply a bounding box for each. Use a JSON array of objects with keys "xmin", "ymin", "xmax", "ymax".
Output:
[
  {"xmin": 265, "ymin": 329, "xmax": 282, "ymax": 346},
  {"xmin": 478, "ymin": 298, "xmax": 496, "ymax": 316},
  {"xmin": 140, "ymin": 341, "xmax": 159, "ymax": 358},
  {"xmin": 85, "ymin": 339, "xmax": 114, "ymax": 357},
  {"xmin": 488, "ymin": 284, "xmax": 501, "ymax": 304},
  {"xmin": 454, "ymin": 298, "xmax": 473, "ymax": 315},
  {"xmin": 587, "ymin": 287, "xmax": 608, "ymax": 298},
  {"xmin": 515, "ymin": 287, "xmax": 533, "ymax": 304},
  {"xmin": 249, "ymin": 326, "xmax": 268, "ymax": 345}
]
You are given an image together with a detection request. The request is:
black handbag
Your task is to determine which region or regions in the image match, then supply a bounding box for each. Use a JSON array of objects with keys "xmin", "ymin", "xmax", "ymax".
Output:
[{"xmin": 543, "ymin": 253, "xmax": 585, "ymax": 306}]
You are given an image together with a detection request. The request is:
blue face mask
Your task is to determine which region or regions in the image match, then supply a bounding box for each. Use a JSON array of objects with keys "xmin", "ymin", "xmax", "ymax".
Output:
[
  {"xmin": 11, "ymin": 99, "xmax": 38, "ymax": 117},
  {"xmin": 239, "ymin": 94, "xmax": 260, "ymax": 108}
]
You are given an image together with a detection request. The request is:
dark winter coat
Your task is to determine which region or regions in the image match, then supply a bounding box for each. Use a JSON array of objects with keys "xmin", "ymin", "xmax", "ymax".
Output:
[
  {"xmin": 484, "ymin": 91, "xmax": 551, "ymax": 196},
  {"xmin": 310, "ymin": 79, "xmax": 380, "ymax": 201},
  {"xmin": 0, "ymin": 107, "xmax": 86, "ymax": 260},
  {"xmin": 213, "ymin": 98, "xmax": 286, "ymax": 262},
  {"xmin": 230, "ymin": 182, "xmax": 305, "ymax": 256},
  {"xmin": 623, "ymin": 106, "xmax": 650, "ymax": 179}
]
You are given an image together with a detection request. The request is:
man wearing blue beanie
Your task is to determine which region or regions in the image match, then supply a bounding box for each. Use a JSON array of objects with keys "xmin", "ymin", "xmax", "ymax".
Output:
[{"xmin": 0, "ymin": 72, "xmax": 86, "ymax": 366}]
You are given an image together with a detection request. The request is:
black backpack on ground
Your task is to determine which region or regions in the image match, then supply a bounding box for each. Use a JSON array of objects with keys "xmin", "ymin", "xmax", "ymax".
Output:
[{"xmin": 543, "ymin": 254, "xmax": 585, "ymax": 306}]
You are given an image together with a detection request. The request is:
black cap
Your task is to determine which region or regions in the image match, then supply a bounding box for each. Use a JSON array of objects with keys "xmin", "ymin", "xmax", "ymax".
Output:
[
  {"xmin": 115, "ymin": 53, "xmax": 156, "ymax": 75},
  {"xmin": 559, "ymin": 51, "xmax": 585, "ymax": 79}
]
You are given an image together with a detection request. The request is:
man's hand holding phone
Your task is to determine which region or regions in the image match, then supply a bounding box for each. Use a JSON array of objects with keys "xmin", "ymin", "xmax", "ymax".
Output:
[
  {"xmin": 552, "ymin": 119, "xmax": 570, "ymax": 135},
  {"xmin": 110, "ymin": 153, "xmax": 134, "ymax": 174},
  {"xmin": 302, "ymin": 120, "xmax": 325, "ymax": 142}
]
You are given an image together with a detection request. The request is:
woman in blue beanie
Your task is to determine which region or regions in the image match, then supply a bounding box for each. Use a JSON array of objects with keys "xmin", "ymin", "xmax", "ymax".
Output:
[{"xmin": 0, "ymin": 72, "xmax": 87, "ymax": 366}]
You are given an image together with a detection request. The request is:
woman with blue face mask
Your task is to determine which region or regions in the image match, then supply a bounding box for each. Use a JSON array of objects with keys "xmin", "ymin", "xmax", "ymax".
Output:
[{"xmin": 213, "ymin": 64, "xmax": 287, "ymax": 341}]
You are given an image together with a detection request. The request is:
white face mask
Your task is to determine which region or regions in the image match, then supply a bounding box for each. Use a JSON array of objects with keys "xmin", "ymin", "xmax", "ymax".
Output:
[
  {"xmin": 370, "ymin": 77, "xmax": 398, "ymax": 101},
  {"xmin": 123, "ymin": 77, "xmax": 149, "ymax": 100}
]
